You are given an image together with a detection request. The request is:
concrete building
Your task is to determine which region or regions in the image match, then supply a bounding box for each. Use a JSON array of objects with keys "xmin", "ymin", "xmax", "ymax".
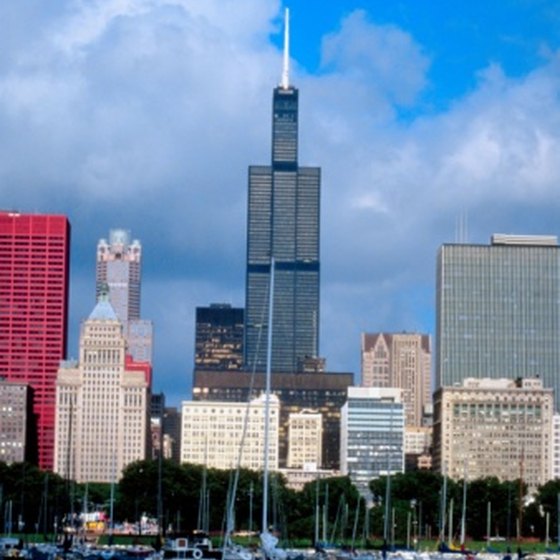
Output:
[
  {"xmin": 96, "ymin": 229, "xmax": 153, "ymax": 363},
  {"xmin": 361, "ymin": 333, "xmax": 431, "ymax": 427},
  {"xmin": 437, "ymin": 234, "xmax": 560, "ymax": 410},
  {"xmin": 340, "ymin": 387, "xmax": 404, "ymax": 497},
  {"xmin": 433, "ymin": 377, "xmax": 553, "ymax": 494},
  {"xmin": 0, "ymin": 380, "xmax": 34, "ymax": 464},
  {"xmin": 193, "ymin": 369, "xmax": 353, "ymax": 469},
  {"xmin": 404, "ymin": 426, "xmax": 432, "ymax": 471},
  {"xmin": 54, "ymin": 292, "xmax": 150, "ymax": 483},
  {"xmin": 287, "ymin": 409, "xmax": 322, "ymax": 468},
  {"xmin": 180, "ymin": 394, "xmax": 279, "ymax": 471},
  {"xmin": 0, "ymin": 211, "xmax": 70, "ymax": 470}
]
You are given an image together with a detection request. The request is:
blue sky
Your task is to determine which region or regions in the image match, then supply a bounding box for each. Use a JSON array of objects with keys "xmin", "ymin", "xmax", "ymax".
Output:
[{"xmin": 1, "ymin": 0, "xmax": 560, "ymax": 406}]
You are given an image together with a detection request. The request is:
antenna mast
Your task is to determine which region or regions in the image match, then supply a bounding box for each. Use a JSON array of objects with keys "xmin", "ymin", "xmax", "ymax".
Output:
[{"xmin": 281, "ymin": 8, "xmax": 290, "ymax": 89}]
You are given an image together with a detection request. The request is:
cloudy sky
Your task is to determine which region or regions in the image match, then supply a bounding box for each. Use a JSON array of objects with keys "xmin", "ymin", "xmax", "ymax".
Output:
[{"xmin": 2, "ymin": 0, "xmax": 560, "ymax": 406}]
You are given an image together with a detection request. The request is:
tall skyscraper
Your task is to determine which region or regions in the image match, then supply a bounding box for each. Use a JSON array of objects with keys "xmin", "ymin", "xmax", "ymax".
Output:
[
  {"xmin": 54, "ymin": 290, "xmax": 150, "ymax": 483},
  {"xmin": 436, "ymin": 234, "xmax": 560, "ymax": 409},
  {"xmin": 245, "ymin": 11, "xmax": 320, "ymax": 373},
  {"xmin": 361, "ymin": 332, "xmax": 432, "ymax": 427},
  {"xmin": 96, "ymin": 228, "xmax": 152, "ymax": 363},
  {"xmin": 195, "ymin": 304, "xmax": 244, "ymax": 370},
  {"xmin": 0, "ymin": 211, "xmax": 70, "ymax": 470}
]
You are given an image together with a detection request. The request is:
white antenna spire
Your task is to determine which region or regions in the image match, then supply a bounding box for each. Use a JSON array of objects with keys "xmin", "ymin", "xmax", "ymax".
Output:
[{"xmin": 281, "ymin": 8, "xmax": 290, "ymax": 89}]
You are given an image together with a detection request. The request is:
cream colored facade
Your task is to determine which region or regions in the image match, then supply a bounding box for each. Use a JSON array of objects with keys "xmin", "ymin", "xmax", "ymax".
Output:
[
  {"xmin": 404, "ymin": 426, "xmax": 432, "ymax": 455},
  {"xmin": 552, "ymin": 414, "xmax": 560, "ymax": 479},
  {"xmin": 361, "ymin": 333, "xmax": 431, "ymax": 427},
  {"xmin": 280, "ymin": 465, "xmax": 338, "ymax": 491},
  {"xmin": 181, "ymin": 394, "xmax": 279, "ymax": 471},
  {"xmin": 54, "ymin": 296, "xmax": 149, "ymax": 483},
  {"xmin": 287, "ymin": 409, "xmax": 322, "ymax": 468},
  {"xmin": 433, "ymin": 378, "xmax": 553, "ymax": 494}
]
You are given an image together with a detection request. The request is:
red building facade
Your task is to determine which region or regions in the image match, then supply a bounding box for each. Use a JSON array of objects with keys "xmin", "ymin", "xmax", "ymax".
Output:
[{"xmin": 0, "ymin": 212, "xmax": 70, "ymax": 470}]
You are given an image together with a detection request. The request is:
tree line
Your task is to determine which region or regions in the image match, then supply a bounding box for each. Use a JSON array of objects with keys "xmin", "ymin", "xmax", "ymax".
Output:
[{"xmin": 1, "ymin": 460, "xmax": 560, "ymax": 545}]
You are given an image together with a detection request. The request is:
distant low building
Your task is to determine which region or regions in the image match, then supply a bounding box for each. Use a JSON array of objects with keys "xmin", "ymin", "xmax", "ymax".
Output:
[
  {"xmin": 279, "ymin": 464, "xmax": 339, "ymax": 491},
  {"xmin": 0, "ymin": 379, "xmax": 35, "ymax": 464},
  {"xmin": 404, "ymin": 426, "xmax": 432, "ymax": 472}
]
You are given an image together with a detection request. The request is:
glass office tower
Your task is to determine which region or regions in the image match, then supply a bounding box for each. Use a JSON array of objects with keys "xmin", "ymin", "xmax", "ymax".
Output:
[
  {"xmin": 245, "ymin": 80, "xmax": 320, "ymax": 373},
  {"xmin": 436, "ymin": 234, "xmax": 560, "ymax": 410}
]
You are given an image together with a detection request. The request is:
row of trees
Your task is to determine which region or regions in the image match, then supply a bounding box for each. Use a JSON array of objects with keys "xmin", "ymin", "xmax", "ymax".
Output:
[{"xmin": 2, "ymin": 460, "xmax": 560, "ymax": 545}]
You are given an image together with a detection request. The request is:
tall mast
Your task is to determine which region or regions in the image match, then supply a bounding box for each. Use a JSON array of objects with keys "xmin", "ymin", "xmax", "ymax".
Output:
[
  {"xmin": 262, "ymin": 257, "xmax": 275, "ymax": 533},
  {"xmin": 281, "ymin": 8, "xmax": 290, "ymax": 89}
]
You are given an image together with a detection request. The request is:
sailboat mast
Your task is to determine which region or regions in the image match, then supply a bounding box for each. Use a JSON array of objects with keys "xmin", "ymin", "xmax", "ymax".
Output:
[
  {"xmin": 262, "ymin": 256, "xmax": 275, "ymax": 533},
  {"xmin": 460, "ymin": 463, "xmax": 467, "ymax": 545}
]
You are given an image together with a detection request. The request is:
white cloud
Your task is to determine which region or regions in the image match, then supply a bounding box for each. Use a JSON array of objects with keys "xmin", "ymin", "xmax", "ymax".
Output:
[
  {"xmin": 2, "ymin": 2, "xmax": 560, "ymax": 402},
  {"xmin": 320, "ymin": 10, "xmax": 430, "ymax": 106}
]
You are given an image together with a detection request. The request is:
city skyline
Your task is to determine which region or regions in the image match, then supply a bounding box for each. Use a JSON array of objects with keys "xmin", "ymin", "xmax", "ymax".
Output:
[{"xmin": 1, "ymin": 2, "xmax": 560, "ymax": 405}]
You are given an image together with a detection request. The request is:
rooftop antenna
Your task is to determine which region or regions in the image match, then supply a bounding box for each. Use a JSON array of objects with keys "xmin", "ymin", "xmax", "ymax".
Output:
[{"xmin": 281, "ymin": 8, "xmax": 290, "ymax": 89}]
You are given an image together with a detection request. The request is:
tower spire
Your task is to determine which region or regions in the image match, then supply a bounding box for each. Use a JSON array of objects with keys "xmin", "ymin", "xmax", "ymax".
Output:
[{"xmin": 281, "ymin": 8, "xmax": 290, "ymax": 89}]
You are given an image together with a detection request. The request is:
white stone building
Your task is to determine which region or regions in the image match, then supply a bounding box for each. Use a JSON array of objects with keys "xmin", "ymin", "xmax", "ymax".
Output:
[
  {"xmin": 181, "ymin": 393, "xmax": 279, "ymax": 471},
  {"xmin": 54, "ymin": 293, "xmax": 150, "ymax": 483},
  {"xmin": 287, "ymin": 409, "xmax": 322, "ymax": 468}
]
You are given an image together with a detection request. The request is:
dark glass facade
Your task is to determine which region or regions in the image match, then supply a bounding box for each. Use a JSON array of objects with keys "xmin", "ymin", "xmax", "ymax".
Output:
[
  {"xmin": 245, "ymin": 85, "xmax": 320, "ymax": 373},
  {"xmin": 436, "ymin": 237, "xmax": 560, "ymax": 410},
  {"xmin": 195, "ymin": 304, "xmax": 244, "ymax": 371}
]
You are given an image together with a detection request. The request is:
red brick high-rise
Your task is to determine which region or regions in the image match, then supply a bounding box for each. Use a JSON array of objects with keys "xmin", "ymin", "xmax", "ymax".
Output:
[{"xmin": 0, "ymin": 211, "xmax": 70, "ymax": 470}]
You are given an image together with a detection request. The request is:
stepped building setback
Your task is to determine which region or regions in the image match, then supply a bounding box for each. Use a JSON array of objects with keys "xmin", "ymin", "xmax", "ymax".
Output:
[
  {"xmin": 244, "ymin": 11, "xmax": 321, "ymax": 374},
  {"xmin": 97, "ymin": 229, "xmax": 153, "ymax": 363},
  {"xmin": 54, "ymin": 291, "xmax": 150, "ymax": 483},
  {"xmin": 361, "ymin": 332, "xmax": 431, "ymax": 427}
]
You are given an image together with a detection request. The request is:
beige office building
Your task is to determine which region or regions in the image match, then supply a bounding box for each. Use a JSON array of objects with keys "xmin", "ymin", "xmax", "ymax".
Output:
[
  {"xmin": 287, "ymin": 409, "xmax": 322, "ymax": 468},
  {"xmin": 54, "ymin": 293, "xmax": 150, "ymax": 483},
  {"xmin": 181, "ymin": 394, "xmax": 279, "ymax": 471},
  {"xmin": 361, "ymin": 333, "xmax": 431, "ymax": 427},
  {"xmin": 433, "ymin": 378, "xmax": 553, "ymax": 494}
]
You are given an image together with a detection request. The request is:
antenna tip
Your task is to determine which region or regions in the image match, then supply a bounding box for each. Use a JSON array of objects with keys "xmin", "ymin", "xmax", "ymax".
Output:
[{"xmin": 281, "ymin": 7, "xmax": 290, "ymax": 89}]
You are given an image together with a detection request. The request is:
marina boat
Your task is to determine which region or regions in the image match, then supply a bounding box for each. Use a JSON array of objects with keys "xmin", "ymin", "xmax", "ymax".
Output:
[{"xmin": 162, "ymin": 532, "xmax": 222, "ymax": 560}]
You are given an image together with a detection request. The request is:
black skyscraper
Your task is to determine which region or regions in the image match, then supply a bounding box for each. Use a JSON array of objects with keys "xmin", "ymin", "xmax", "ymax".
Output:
[
  {"xmin": 195, "ymin": 303, "xmax": 244, "ymax": 371},
  {"xmin": 245, "ymin": 14, "xmax": 320, "ymax": 373}
]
